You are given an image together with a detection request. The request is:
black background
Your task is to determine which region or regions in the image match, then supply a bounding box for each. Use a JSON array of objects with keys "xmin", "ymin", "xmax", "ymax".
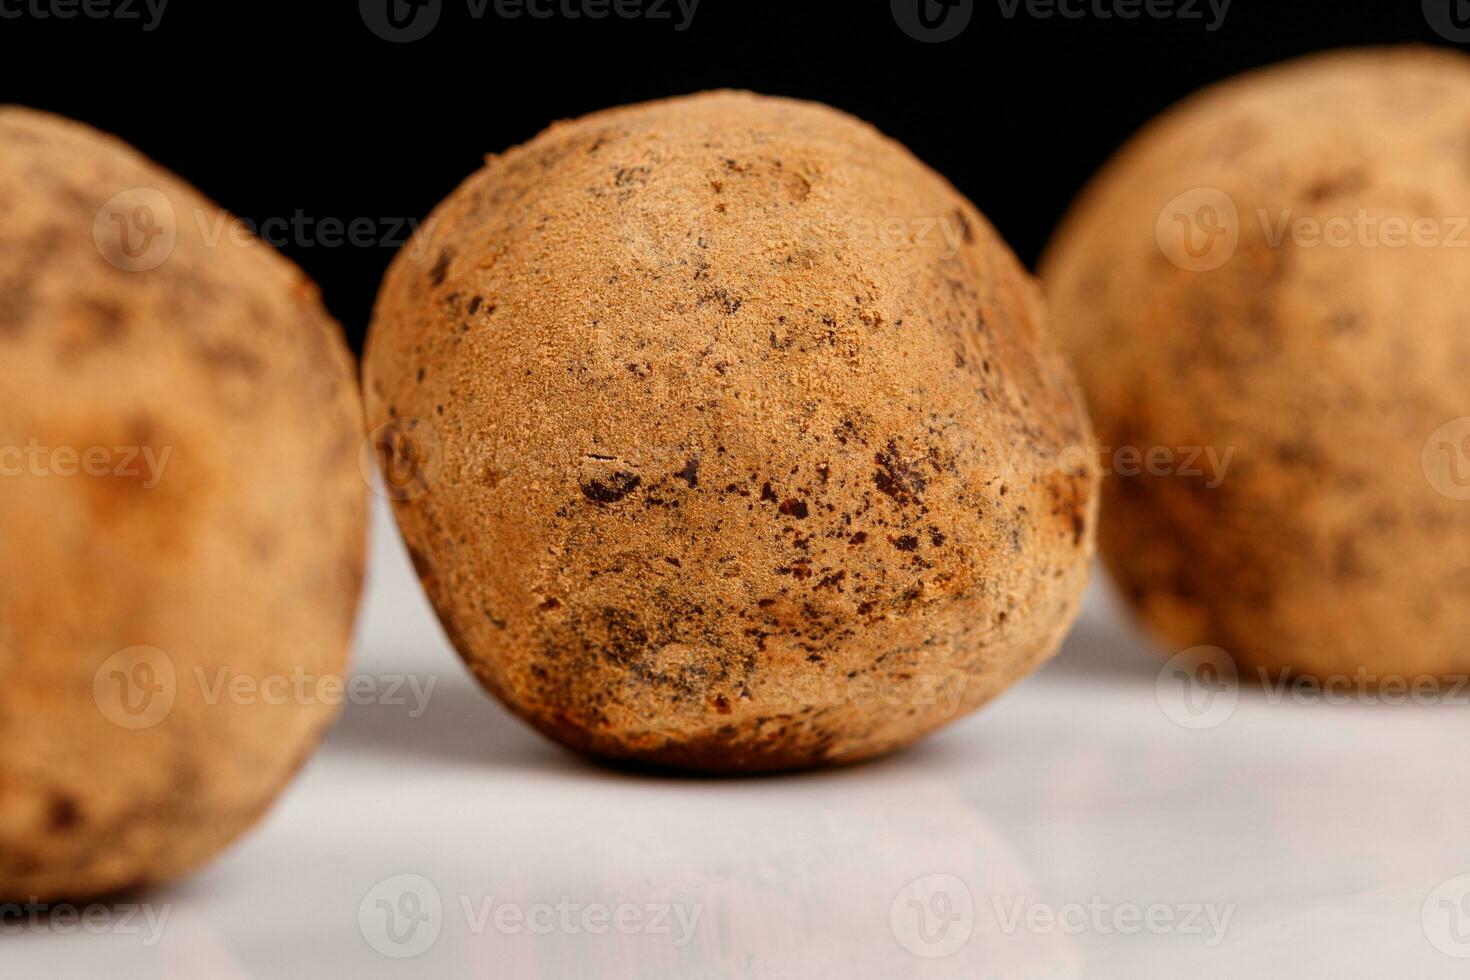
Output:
[{"xmin": 2, "ymin": 0, "xmax": 1462, "ymax": 353}]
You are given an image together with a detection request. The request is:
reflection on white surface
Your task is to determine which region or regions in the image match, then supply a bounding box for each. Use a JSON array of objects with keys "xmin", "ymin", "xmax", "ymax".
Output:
[{"xmin": 9, "ymin": 498, "xmax": 1470, "ymax": 978}]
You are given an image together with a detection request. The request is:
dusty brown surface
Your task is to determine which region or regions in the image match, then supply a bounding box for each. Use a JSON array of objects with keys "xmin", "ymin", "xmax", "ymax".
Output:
[
  {"xmin": 1042, "ymin": 48, "xmax": 1470, "ymax": 681},
  {"xmin": 366, "ymin": 91, "xmax": 1097, "ymax": 771},
  {"xmin": 0, "ymin": 108, "xmax": 367, "ymax": 901}
]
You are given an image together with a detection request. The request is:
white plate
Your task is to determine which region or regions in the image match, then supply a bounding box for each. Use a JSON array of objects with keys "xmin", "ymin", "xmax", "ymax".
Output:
[{"xmin": 11, "ymin": 499, "xmax": 1469, "ymax": 979}]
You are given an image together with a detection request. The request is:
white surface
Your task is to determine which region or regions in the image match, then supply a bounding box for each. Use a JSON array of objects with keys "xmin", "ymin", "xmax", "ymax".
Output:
[{"xmin": 11, "ymin": 498, "xmax": 1470, "ymax": 978}]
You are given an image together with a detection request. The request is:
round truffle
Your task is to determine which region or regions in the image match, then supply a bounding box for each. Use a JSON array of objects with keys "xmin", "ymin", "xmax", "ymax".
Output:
[
  {"xmin": 366, "ymin": 92, "xmax": 1097, "ymax": 771},
  {"xmin": 0, "ymin": 108, "xmax": 367, "ymax": 900},
  {"xmin": 1042, "ymin": 48, "xmax": 1470, "ymax": 681}
]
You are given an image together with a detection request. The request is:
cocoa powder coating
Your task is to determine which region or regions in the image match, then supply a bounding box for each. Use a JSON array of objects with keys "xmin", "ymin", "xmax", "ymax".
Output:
[{"xmin": 367, "ymin": 92, "xmax": 1097, "ymax": 771}]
